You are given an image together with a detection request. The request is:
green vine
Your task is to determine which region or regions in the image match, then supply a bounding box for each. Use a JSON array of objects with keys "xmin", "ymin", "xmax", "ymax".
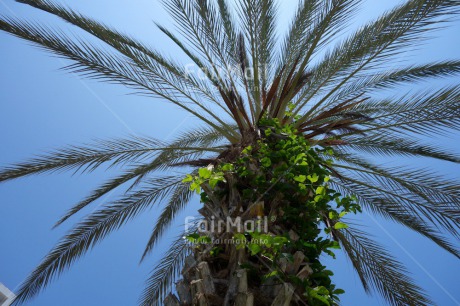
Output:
[{"xmin": 184, "ymin": 118, "xmax": 361, "ymax": 305}]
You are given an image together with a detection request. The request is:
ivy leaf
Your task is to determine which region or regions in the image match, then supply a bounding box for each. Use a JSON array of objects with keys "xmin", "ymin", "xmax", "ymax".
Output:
[
  {"xmin": 261, "ymin": 157, "xmax": 272, "ymax": 167},
  {"xmin": 316, "ymin": 186, "xmax": 325, "ymax": 195},
  {"xmin": 314, "ymin": 286, "xmax": 330, "ymax": 295},
  {"xmin": 324, "ymin": 249, "xmax": 336, "ymax": 259},
  {"xmin": 329, "ymin": 241, "xmax": 341, "ymax": 249},
  {"xmin": 198, "ymin": 168, "xmax": 212, "ymax": 179},
  {"xmin": 294, "ymin": 175, "xmax": 307, "ymax": 183},
  {"xmin": 234, "ymin": 233, "xmax": 246, "ymax": 242},
  {"xmin": 185, "ymin": 233, "xmax": 199, "ymax": 242},
  {"xmin": 221, "ymin": 163, "xmax": 234, "ymax": 171},
  {"xmin": 334, "ymin": 222, "xmax": 349, "ymax": 230},
  {"xmin": 333, "ymin": 289, "xmax": 345, "ymax": 295},
  {"xmin": 209, "ymin": 178, "xmax": 219, "ymax": 188},
  {"xmin": 273, "ymin": 236, "xmax": 288, "ymax": 246},
  {"xmin": 248, "ymin": 243, "xmax": 262, "ymax": 255},
  {"xmin": 308, "ymin": 287, "xmax": 331, "ymax": 306},
  {"xmin": 303, "ymin": 242, "xmax": 317, "ymax": 249},
  {"xmin": 295, "ymin": 153, "xmax": 306, "ymax": 162},
  {"xmin": 190, "ymin": 181, "xmax": 201, "ymax": 194},
  {"xmin": 182, "ymin": 174, "xmax": 193, "ymax": 183},
  {"xmin": 307, "ymin": 173, "xmax": 319, "ymax": 183},
  {"xmin": 329, "ymin": 211, "xmax": 339, "ymax": 220},
  {"xmin": 264, "ymin": 270, "xmax": 279, "ymax": 279},
  {"xmin": 242, "ymin": 145, "xmax": 252, "ymax": 154}
]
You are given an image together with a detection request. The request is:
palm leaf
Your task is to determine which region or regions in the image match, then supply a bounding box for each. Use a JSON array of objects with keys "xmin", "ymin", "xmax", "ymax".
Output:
[
  {"xmin": 330, "ymin": 60, "xmax": 460, "ymax": 103},
  {"xmin": 216, "ymin": 0, "xmax": 239, "ymax": 63},
  {"xmin": 347, "ymin": 86, "xmax": 460, "ymax": 136},
  {"xmin": 294, "ymin": 0, "xmax": 460, "ymax": 121},
  {"xmin": 17, "ymin": 0, "xmax": 225, "ymax": 106},
  {"xmin": 0, "ymin": 137, "xmax": 163, "ymax": 182},
  {"xmin": 333, "ymin": 162, "xmax": 460, "ymax": 238},
  {"xmin": 342, "ymin": 133, "xmax": 460, "ymax": 163},
  {"xmin": 0, "ymin": 16, "xmax": 236, "ymax": 138},
  {"xmin": 276, "ymin": 0, "xmax": 362, "ymax": 119},
  {"xmin": 140, "ymin": 180, "xmax": 194, "ymax": 262},
  {"xmin": 139, "ymin": 230, "xmax": 193, "ymax": 306},
  {"xmin": 277, "ymin": 0, "xmax": 320, "ymax": 70},
  {"xmin": 11, "ymin": 176, "xmax": 181, "ymax": 305},
  {"xmin": 0, "ymin": 135, "xmax": 222, "ymax": 183},
  {"xmin": 330, "ymin": 174, "xmax": 460, "ymax": 258},
  {"xmin": 52, "ymin": 136, "xmax": 222, "ymax": 226},
  {"xmin": 237, "ymin": 0, "xmax": 277, "ymax": 86},
  {"xmin": 335, "ymin": 226, "xmax": 433, "ymax": 306}
]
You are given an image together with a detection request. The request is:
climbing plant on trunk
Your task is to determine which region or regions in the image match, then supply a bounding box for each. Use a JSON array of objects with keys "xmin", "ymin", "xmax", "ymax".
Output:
[
  {"xmin": 173, "ymin": 118, "xmax": 361, "ymax": 305},
  {"xmin": 1, "ymin": 0, "xmax": 460, "ymax": 305}
]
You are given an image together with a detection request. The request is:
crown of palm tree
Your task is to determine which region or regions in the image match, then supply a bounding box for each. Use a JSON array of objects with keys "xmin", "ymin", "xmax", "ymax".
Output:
[{"xmin": 1, "ymin": 0, "xmax": 460, "ymax": 305}]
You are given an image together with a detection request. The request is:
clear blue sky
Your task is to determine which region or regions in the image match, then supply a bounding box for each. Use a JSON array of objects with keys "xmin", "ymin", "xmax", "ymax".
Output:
[{"xmin": 0, "ymin": 1, "xmax": 459, "ymax": 305}]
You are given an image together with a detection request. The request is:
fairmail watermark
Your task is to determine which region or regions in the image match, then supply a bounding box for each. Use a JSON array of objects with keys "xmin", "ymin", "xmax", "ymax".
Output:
[
  {"xmin": 184, "ymin": 63, "xmax": 270, "ymax": 83},
  {"xmin": 185, "ymin": 215, "xmax": 270, "ymax": 234}
]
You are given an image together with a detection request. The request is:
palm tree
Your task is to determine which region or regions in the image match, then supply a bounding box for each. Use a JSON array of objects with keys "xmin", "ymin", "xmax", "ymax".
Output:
[{"xmin": 1, "ymin": 0, "xmax": 460, "ymax": 305}]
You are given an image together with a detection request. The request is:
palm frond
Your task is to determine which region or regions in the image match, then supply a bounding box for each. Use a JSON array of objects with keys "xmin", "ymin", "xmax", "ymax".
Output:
[
  {"xmin": 54, "ymin": 142, "xmax": 221, "ymax": 228},
  {"xmin": 335, "ymin": 153, "xmax": 460, "ymax": 205},
  {"xmin": 342, "ymin": 133, "xmax": 460, "ymax": 163},
  {"xmin": 18, "ymin": 0, "xmax": 221, "ymax": 102},
  {"xmin": 330, "ymin": 173, "xmax": 460, "ymax": 258},
  {"xmin": 301, "ymin": 0, "xmax": 361, "ymax": 60},
  {"xmin": 0, "ymin": 137, "xmax": 162, "ymax": 182},
  {"xmin": 276, "ymin": 0, "xmax": 361, "ymax": 119},
  {"xmin": 53, "ymin": 161, "xmax": 175, "ymax": 228},
  {"xmin": 139, "ymin": 231, "xmax": 192, "ymax": 306},
  {"xmin": 335, "ymin": 226, "xmax": 433, "ymax": 306},
  {"xmin": 194, "ymin": 0, "xmax": 239, "ymax": 68},
  {"xmin": 0, "ymin": 134, "xmax": 222, "ymax": 183},
  {"xmin": 0, "ymin": 16, "xmax": 236, "ymax": 137},
  {"xmin": 294, "ymin": 0, "xmax": 460, "ymax": 121},
  {"xmin": 330, "ymin": 60, "xmax": 460, "ymax": 103},
  {"xmin": 161, "ymin": 0, "xmax": 227, "ymax": 83},
  {"xmin": 216, "ymin": 0, "xmax": 238, "ymax": 61},
  {"xmin": 157, "ymin": 0, "xmax": 254, "ymax": 133},
  {"xmin": 334, "ymin": 151, "xmax": 460, "ymax": 206},
  {"xmin": 54, "ymin": 167, "xmax": 148, "ymax": 228},
  {"xmin": 339, "ymin": 177, "xmax": 460, "ymax": 259},
  {"xmin": 19, "ymin": 0, "xmax": 233, "ymax": 121},
  {"xmin": 333, "ymin": 161, "xmax": 460, "ymax": 238},
  {"xmin": 236, "ymin": 0, "xmax": 278, "ymax": 113},
  {"xmin": 278, "ymin": 0, "xmax": 320, "ymax": 70},
  {"xmin": 11, "ymin": 176, "xmax": 181, "ymax": 305},
  {"xmin": 141, "ymin": 180, "xmax": 194, "ymax": 262},
  {"xmin": 168, "ymin": 124, "xmax": 232, "ymax": 148},
  {"xmin": 154, "ymin": 23, "xmax": 217, "ymax": 86},
  {"xmin": 346, "ymin": 86, "xmax": 460, "ymax": 136}
]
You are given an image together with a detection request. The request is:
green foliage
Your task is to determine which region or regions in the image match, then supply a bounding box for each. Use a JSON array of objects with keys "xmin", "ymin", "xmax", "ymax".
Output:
[
  {"xmin": 183, "ymin": 119, "xmax": 359, "ymax": 305},
  {"xmin": 182, "ymin": 164, "xmax": 230, "ymax": 194}
]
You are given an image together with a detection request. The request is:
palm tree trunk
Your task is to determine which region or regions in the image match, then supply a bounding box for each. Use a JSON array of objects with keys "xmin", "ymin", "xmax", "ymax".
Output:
[
  {"xmin": 164, "ymin": 131, "xmax": 339, "ymax": 306},
  {"xmin": 166, "ymin": 244, "xmax": 310, "ymax": 306},
  {"xmin": 164, "ymin": 177, "xmax": 314, "ymax": 306}
]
